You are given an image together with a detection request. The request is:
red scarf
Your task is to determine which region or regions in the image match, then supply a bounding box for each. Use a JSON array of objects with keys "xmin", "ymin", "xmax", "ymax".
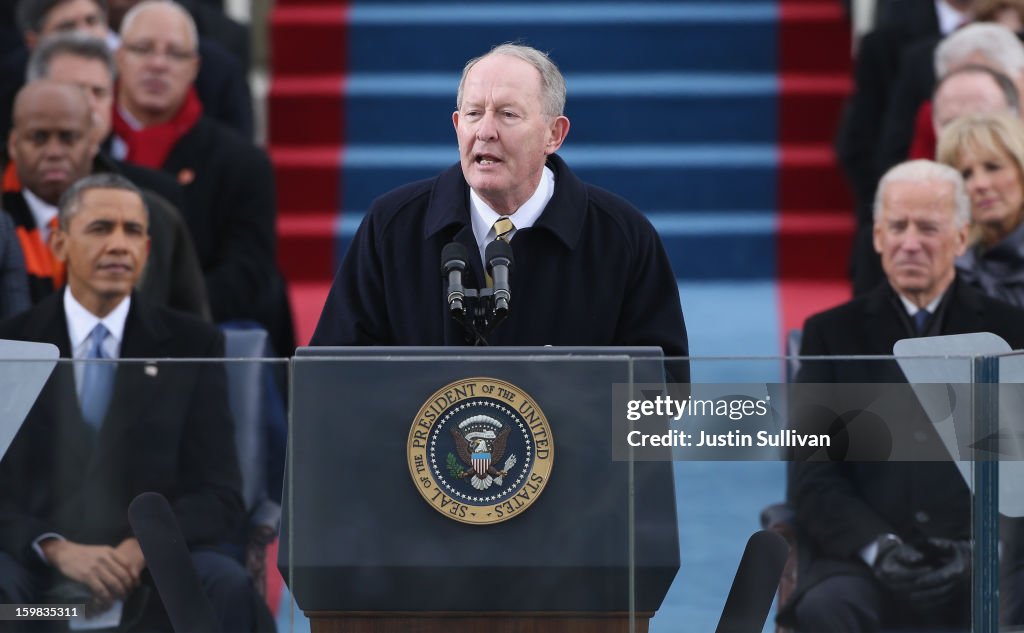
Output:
[{"xmin": 112, "ymin": 87, "xmax": 203, "ymax": 169}]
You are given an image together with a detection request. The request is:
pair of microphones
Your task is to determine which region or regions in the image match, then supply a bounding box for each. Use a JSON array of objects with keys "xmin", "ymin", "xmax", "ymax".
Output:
[{"xmin": 441, "ymin": 239, "xmax": 513, "ymax": 345}]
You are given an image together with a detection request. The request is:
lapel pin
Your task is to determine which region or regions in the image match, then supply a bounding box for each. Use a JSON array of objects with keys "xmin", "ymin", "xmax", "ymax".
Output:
[{"xmin": 145, "ymin": 364, "xmax": 158, "ymax": 377}]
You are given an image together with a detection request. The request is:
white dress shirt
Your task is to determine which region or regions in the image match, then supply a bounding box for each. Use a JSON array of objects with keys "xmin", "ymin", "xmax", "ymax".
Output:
[{"xmin": 469, "ymin": 166, "xmax": 555, "ymax": 266}]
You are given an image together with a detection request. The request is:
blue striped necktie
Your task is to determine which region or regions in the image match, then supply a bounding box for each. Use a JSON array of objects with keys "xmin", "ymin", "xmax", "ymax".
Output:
[{"xmin": 80, "ymin": 324, "xmax": 115, "ymax": 429}]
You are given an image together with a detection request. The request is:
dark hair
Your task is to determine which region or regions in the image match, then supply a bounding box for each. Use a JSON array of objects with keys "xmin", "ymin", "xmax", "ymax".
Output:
[
  {"xmin": 58, "ymin": 173, "xmax": 145, "ymax": 229},
  {"xmin": 16, "ymin": 0, "xmax": 108, "ymax": 35},
  {"xmin": 973, "ymin": 0, "xmax": 1024, "ymax": 24}
]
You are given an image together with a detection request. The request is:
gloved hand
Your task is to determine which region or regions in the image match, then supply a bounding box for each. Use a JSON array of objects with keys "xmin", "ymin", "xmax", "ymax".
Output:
[
  {"xmin": 907, "ymin": 538, "xmax": 971, "ymax": 607},
  {"xmin": 873, "ymin": 536, "xmax": 971, "ymax": 610},
  {"xmin": 873, "ymin": 536, "xmax": 930, "ymax": 595}
]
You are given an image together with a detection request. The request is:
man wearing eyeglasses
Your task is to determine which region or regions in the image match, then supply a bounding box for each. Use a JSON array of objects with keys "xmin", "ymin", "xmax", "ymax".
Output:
[
  {"xmin": 112, "ymin": 0, "xmax": 294, "ymax": 355},
  {"xmin": 0, "ymin": 0, "xmax": 253, "ymax": 140}
]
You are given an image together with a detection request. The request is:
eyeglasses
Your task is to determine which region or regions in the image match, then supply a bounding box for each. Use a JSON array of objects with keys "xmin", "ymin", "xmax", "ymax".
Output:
[{"xmin": 121, "ymin": 42, "xmax": 196, "ymax": 64}]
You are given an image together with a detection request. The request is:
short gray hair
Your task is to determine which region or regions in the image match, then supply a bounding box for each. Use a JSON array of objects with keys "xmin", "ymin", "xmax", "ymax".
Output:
[
  {"xmin": 26, "ymin": 32, "xmax": 115, "ymax": 83},
  {"xmin": 873, "ymin": 159, "xmax": 970, "ymax": 227},
  {"xmin": 932, "ymin": 63, "xmax": 1021, "ymax": 117},
  {"xmin": 58, "ymin": 173, "xmax": 146, "ymax": 229},
  {"xmin": 120, "ymin": 0, "xmax": 198, "ymax": 52},
  {"xmin": 456, "ymin": 43, "xmax": 566, "ymax": 118},
  {"xmin": 935, "ymin": 23, "xmax": 1024, "ymax": 78}
]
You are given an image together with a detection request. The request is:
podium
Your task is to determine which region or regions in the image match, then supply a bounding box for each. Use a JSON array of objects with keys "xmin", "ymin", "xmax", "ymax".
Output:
[{"xmin": 280, "ymin": 347, "xmax": 680, "ymax": 632}]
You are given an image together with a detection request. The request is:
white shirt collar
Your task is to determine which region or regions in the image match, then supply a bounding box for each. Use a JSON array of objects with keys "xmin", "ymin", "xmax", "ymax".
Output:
[
  {"xmin": 469, "ymin": 165, "xmax": 555, "ymax": 264},
  {"xmin": 116, "ymin": 104, "xmax": 144, "ymax": 131},
  {"xmin": 21, "ymin": 189, "xmax": 59, "ymax": 244},
  {"xmin": 64, "ymin": 286, "xmax": 130, "ymax": 360},
  {"xmin": 935, "ymin": 0, "xmax": 968, "ymax": 35},
  {"xmin": 110, "ymin": 105, "xmax": 142, "ymax": 160},
  {"xmin": 897, "ymin": 292, "xmax": 943, "ymax": 317}
]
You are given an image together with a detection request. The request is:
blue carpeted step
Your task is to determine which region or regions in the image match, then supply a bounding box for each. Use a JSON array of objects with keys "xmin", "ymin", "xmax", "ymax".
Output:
[
  {"xmin": 272, "ymin": 142, "xmax": 846, "ymax": 213},
  {"xmin": 331, "ymin": 210, "xmax": 776, "ymax": 281},
  {"xmin": 345, "ymin": 3, "xmax": 777, "ymax": 73},
  {"xmin": 341, "ymin": 73, "xmax": 778, "ymax": 144},
  {"xmin": 331, "ymin": 144, "xmax": 776, "ymax": 211},
  {"xmin": 271, "ymin": 71, "xmax": 847, "ymax": 147}
]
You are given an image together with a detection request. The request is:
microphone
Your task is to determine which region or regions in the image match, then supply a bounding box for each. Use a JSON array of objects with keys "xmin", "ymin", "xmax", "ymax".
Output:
[
  {"xmin": 485, "ymin": 238, "xmax": 513, "ymax": 317},
  {"xmin": 441, "ymin": 242, "xmax": 469, "ymax": 317},
  {"xmin": 127, "ymin": 492, "xmax": 223, "ymax": 633},
  {"xmin": 714, "ymin": 529, "xmax": 789, "ymax": 633}
]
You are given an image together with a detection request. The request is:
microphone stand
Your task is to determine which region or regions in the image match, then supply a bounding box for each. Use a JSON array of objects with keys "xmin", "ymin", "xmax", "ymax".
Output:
[
  {"xmin": 442, "ymin": 242, "xmax": 512, "ymax": 345},
  {"xmin": 449, "ymin": 286, "xmax": 505, "ymax": 345}
]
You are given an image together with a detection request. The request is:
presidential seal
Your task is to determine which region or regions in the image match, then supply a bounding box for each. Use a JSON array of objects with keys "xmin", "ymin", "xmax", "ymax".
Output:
[{"xmin": 407, "ymin": 377, "xmax": 554, "ymax": 525}]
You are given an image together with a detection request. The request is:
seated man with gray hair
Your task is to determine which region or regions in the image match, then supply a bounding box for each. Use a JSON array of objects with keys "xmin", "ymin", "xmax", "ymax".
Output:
[{"xmin": 780, "ymin": 159, "xmax": 1024, "ymax": 631}]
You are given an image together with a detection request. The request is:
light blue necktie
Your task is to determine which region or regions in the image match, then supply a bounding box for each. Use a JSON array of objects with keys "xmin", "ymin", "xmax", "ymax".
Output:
[
  {"xmin": 914, "ymin": 309, "xmax": 930, "ymax": 334},
  {"xmin": 80, "ymin": 324, "xmax": 115, "ymax": 429}
]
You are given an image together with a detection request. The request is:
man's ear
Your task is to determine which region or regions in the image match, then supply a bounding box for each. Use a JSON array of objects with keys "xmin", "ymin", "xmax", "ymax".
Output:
[
  {"xmin": 543, "ymin": 116, "xmax": 570, "ymax": 155},
  {"xmin": 24, "ymin": 31, "xmax": 38, "ymax": 51},
  {"xmin": 953, "ymin": 223, "xmax": 969, "ymax": 258},
  {"xmin": 50, "ymin": 225, "xmax": 68, "ymax": 262},
  {"xmin": 7, "ymin": 129, "xmax": 17, "ymax": 163}
]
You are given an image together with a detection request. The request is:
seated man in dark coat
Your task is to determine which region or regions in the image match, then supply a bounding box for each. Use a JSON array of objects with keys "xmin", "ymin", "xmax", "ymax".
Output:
[
  {"xmin": 0, "ymin": 173, "xmax": 266, "ymax": 632},
  {"xmin": 112, "ymin": 0, "xmax": 293, "ymax": 354},
  {"xmin": 0, "ymin": 211, "xmax": 30, "ymax": 319},
  {"xmin": 781, "ymin": 159, "xmax": 1024, "ymax": 631},
  {"xmin": 311, "ymin": 43, "xmax": 688, "ymax": 372}
]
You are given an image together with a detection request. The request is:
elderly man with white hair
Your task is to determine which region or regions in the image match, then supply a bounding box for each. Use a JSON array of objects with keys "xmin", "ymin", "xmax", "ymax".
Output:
[{"xmin": 779, "ymin": 159, "xmax": 1024, "ymax": 631}]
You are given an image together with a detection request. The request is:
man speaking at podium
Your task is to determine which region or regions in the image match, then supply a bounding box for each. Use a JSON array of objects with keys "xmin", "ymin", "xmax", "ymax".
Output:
[{"xmin": 311, "ymin": 43, "xmax": 688, "ymax": 363}]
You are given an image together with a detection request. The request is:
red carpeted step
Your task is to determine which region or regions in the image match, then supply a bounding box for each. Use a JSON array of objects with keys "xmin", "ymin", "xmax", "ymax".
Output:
[
  {"xmin": 778, "ymin": 279, "xmax": 852, "ymax": 346},
  {"xmin": 270, "ymin": 146, "xmax": 339, "ymax": 214},
  {"xmin": 776, "ymin": 211, "xmax": 854, "ymax": 280},
  {"xmin": 779, "ymin": 144, "xmax": 852, "ymax": 212},
  {"xmin": 778, "ymin": 2, "xmax": 852, "ymax": 75},
  {"xmin": 268, "ymin": 76, "xmax": 344, "ymax": 146},
  {"xmin": 288, "ymin": 280, "xmax": 334, "ymax": 347},
  {"xmin": 780, "ymin": 74, "xmax": 850, "ymax": 143},
  {"xmin": 776, "ymin": 0, "xmax": 852, "ymax": 284},
  {"xmin": 270, "ymin": 5, "xmax": 348, "ymax": 76},
  {"xmin": 277, "ymin": 213, "xmax": 336, "ymax": 282}
]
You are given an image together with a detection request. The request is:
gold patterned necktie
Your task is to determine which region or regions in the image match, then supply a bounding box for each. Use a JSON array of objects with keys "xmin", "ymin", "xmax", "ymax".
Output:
[
  {"xmin": 493, "ymin": 217, "xmax": 515, "ymax": 242},
  {"xmin": 485, "ymin": 218, "xmax": 516, "ymax": 287}
]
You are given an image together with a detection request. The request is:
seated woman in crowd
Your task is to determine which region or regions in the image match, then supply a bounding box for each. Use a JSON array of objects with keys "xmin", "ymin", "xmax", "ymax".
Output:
[{"xmin": 937, "ymin": 112, "xmax": 1024, "ymax": 305}]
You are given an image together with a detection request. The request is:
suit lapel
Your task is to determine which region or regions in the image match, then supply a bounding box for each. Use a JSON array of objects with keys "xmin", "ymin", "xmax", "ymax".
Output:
[
  {"xmin": 99, "ymin": 298, "xmax": 169, "ymax": 433},
  {"xmin": 862, "ymin": 284, "xmax": 911, "ymax": 354},
  {"xmin": 19, "ymin": 294, "xmax": 96, "ymax": 480},
  {"xmin": 941, "ymin": 279, "xmax": 986, "ymax": 336}
]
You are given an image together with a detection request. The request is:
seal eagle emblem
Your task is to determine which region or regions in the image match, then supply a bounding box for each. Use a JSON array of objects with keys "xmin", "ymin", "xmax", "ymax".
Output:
[{"xmin": 407, "ymin": 377, "xmax": 554, "ymax": 525}]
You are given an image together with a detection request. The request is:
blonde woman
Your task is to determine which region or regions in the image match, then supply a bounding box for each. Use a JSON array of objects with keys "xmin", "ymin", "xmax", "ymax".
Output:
[{"xmin": 937, "ymin": 112, "xmax": 1024, "ymax": 306}]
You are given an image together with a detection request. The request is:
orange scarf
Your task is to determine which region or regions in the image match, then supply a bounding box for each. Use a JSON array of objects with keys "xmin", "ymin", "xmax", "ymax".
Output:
[{"xmin": 2, "ymin": 163, "xmax": 65, "ymax": 289}]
